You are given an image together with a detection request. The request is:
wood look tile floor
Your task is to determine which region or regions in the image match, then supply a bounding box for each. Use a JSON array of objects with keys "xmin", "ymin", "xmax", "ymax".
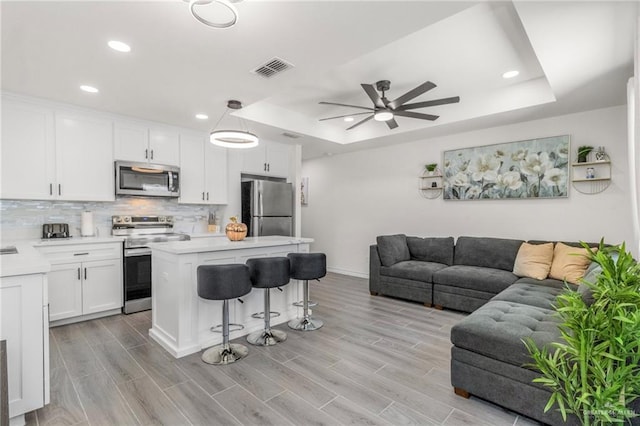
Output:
[{"xmin": 27, "ymin": 273, "xmax": 542, "ymax": 426}]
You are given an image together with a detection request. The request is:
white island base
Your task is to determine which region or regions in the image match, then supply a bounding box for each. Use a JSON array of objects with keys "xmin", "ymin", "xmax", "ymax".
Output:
[{"xmin": 149, "ymin": 236, "xmax": 311, "ymax": 358}]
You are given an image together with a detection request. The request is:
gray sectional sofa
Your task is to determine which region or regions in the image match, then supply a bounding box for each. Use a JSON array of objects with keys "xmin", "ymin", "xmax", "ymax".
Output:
[{"xmin": 369, "ymin": 235, "xmax": 636, "ymax": 426}]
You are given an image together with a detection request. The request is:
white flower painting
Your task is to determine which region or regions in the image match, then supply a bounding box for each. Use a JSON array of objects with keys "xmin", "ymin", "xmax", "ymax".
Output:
[{"xmin": 443, "ymin": 135, "xmax": 570, "ymax": 200}]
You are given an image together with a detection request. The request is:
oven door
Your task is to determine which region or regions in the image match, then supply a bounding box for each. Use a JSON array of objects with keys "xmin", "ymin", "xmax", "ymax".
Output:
[{"xmin": 123, "ymin": 247, "xmax": 152, "ymax": 314}]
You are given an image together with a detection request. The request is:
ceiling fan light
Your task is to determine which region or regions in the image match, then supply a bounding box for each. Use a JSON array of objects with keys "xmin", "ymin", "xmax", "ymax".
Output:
[
  {"xmin": 210, "ymin": 130, "xmax": 259, "ymax": 149},
  {"xmin": 374, "ymin": 110, "xmax": 394, "ymax": 122}
]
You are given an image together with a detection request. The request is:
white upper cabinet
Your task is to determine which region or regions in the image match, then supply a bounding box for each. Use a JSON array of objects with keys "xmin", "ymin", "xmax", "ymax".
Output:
[
  {"xmin": 242, "ymin": 141, "xmax": 291, "ymax": 178},
  {"xmin": 179, "ymin": 135, "xmax": 228, "ymax": 205},
  {"xmin": 205, "ymin": 142, "xmax": 228, "ymax": 204},
  {"xmin": 149, "ymin": 128, "xmax": 180, "ymax": 165},
  {"xmin": 114, "ymin": 122, "xmax": 179, "ymax": 166},
  {"xmin": 55, "ymin": 112, "xmax": 114, "ymax": 201},
  {"xmin": 1, "ymin": 99, "xmax": 56, "ymax": 200}
]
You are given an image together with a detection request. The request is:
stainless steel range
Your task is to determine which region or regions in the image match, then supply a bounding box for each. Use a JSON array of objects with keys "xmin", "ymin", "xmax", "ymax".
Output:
[{"xmin": 112, "ymin": 215, "xmax": 190, "ymax": 314}]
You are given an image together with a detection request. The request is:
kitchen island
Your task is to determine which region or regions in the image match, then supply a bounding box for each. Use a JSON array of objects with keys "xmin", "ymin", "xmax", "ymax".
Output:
[
  {"xmin": 0, "ymin": 242, "xmax": 50, "ymax": 426},
  {"xmin": 149, "ymin": 236, "xmax": 312, "ymax": 358}
]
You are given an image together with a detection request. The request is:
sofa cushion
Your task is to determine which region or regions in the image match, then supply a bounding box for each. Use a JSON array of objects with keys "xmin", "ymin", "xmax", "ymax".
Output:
[
  {"xmin": 454, "ymin": 236, "xmax": 524, "ymax": 271},
  {"xmin": 492, "ymin": 283, "xmax": 566, "ymax": 310},
  {"xmin": 451, "ymin": 300, "xmax": 561, "ymax": 367},
  {"xmin": 512, "ymin": 242, "xmax": 554, "ymax": 280},
  {"xmin": 515, "ymin": 277, "xmax": 566, "ymax": 289},
  {"xmin": 380, "ymin": 260, "xmax": 448, "ymax": 282},
  {"xmin": 433, "ymin": 265, "xmax": 519, "ymax": 294},
  {"xmin": 549, "ymin": 242, "xmax": 595, "ymax": 285},
  {"xmin": 376, "ymin": 234, "xmax": 410, "ymax": 267},
  {"xmin": 406, "ymin": 236, "xmax": 454, "ymax": 266}
]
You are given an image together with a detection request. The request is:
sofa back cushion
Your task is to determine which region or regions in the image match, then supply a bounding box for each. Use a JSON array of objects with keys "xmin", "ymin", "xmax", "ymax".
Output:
[
  {"xmin": 549, "ymin": 242, "xmax": 596, "ymax": 285},
  {"xmin": 376, "ymin": 234, "xmax": 410, "ymax": 267},
  {"xmin": 512, "ymin": 242, "xmax": 554, "ymax": 280},
  {"xmin": 454, "ymin": 236, "xmax": 524, "ymax": 271},
  {"xmin": 406, "ymin": 237, "xmax": 454, "ymax": 266}
]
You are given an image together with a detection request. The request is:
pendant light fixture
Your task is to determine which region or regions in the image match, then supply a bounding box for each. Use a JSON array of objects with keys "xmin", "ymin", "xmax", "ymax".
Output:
[
  {"xmin": 210, "ymin": 100, "xmax": 259, "ymax": 149},
  {"xmin": 187, "ymin": 0, "xmax": 238, "ymax": 29}
]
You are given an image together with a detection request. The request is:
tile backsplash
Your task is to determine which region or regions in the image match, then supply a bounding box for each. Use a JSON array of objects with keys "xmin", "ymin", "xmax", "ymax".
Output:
[{"xmin": 0, "ymin": 198, "xmax": 226, "ymax": 241}]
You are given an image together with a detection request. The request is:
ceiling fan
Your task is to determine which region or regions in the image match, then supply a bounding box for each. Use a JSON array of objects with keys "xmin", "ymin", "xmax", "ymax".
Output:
[{"xmin": 319, "ymin": 80, "xmax": 460, "ymax": 130}]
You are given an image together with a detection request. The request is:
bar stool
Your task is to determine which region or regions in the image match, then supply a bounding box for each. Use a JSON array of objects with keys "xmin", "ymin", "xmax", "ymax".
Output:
[
  {"xmin": 287, "ymin": 253, "xmax": 326, "ymax": 331},
  {"xmin": 245, "ymin": 257, "xmax": 290, "ymax": 346},
  {"xmin": 197, "ymin": 264, "xmax": 252, "ymax": 365}
]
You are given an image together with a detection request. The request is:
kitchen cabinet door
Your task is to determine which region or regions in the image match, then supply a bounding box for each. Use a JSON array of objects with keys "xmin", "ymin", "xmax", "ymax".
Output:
[
  {"xmin": 0, "ymin": 100, "xmax": 56, "ymax": 200},
  {"xmin": 48, "ymin": 263, "xmax": 83, "ymax": 321},
  {"xmin": 179, "ymin": 135, "xmax": 207, "ymax": 204},
  {"xmin": 0, "ymin": 274, "xmax": 46, "ymax": 418},
  {"xmin": 241, "ymin": 144, "xmax": 268, "ymax": 174},
  {"xmin": 204, "ymin": 143, "xmax": 228, "ymax": 204},
  {"xmin": 82, "ymin": 259, "xmax": 122, "ymax": 315},
  {"xmin": 241, "ymin": 142, "xmax": 291, "ymax": 177},
  {"xmin": 55, "ymin": 113, "xmax": 114, "ymax": 201},
  {"xmin": 149, "ymin": 128, "xmax": 180, "ymax": 166},
  {"xmin": 114, "ymin": 122, "xmax": 149, "ymax": 163},
  {"xmin": 265, "ymin": 142, "xmax": 291, "ymax": 177}
]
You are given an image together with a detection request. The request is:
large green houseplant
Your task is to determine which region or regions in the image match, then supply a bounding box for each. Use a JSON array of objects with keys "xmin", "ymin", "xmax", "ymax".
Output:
[{"xmin": 524, "ymin": 241, "xmax": 640, "ymax": 425}]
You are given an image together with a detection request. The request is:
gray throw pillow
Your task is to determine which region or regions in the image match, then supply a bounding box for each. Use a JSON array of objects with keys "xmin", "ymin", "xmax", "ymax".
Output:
[
  {"xmin": 406, "ymin": 236, "xmax": 454, "ymax": 266},
  {"xmin": 376, "ymin": 234, "xmax": 410, "ymax": 267}
]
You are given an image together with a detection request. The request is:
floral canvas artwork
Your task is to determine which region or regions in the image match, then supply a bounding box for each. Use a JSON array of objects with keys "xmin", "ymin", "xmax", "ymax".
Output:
[{"xmin": 443, "ymin": 135, "xmax": 570, "ymax": 200}]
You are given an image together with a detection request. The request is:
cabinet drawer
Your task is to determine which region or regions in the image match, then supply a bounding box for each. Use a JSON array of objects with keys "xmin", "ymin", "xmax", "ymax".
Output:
[{"xmin": 37, "ymin": 242, "xmax": 122, "ymax": 263}]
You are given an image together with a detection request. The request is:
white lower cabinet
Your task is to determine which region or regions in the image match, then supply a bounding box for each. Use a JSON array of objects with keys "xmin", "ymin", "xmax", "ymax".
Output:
[
  {"xmin": 38, "ymin": 242, "xmax": 123, "ymax": 324},
  {"xmin": 0, "ymin": 273, "xmax": 49, "ymax": 423}
]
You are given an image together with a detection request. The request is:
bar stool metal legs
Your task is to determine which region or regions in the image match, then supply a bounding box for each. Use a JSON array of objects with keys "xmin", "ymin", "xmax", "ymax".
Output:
[
  {"xmin": 202, "ymin": 299, "xmax": 249, "ymax": 365},
  {"xmin": 245, "ymin": 256, "xmax": 290, "ymax": 346},
  {"xmin": 247, "ymin": 288, "xmax": 287, "ymax": 346},
  {"xmin": 287, "ymin": 252, "xmax": 326, "ymax": 332},
  {"xmin": 288, "ymin": 278, "xmax": 324, "ymax": 331},
  {"xmin": 197, "ymin": 263, "xmax": 252, "ymax": 365}
]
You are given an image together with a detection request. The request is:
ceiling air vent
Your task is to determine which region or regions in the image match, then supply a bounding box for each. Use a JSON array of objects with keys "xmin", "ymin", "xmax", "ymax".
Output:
[
  {"xmin": 251, "ymin": 57, "xmax": 294, "ymax": 78},
  {"xmin": 282, "ymin": 132, "xmax": 301, "ymax": 139}
]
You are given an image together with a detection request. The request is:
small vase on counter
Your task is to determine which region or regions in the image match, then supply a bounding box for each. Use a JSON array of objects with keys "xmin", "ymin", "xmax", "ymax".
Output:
[{"xmin": 225, "ymin": 216, "xmax": 247, "ymax": 241}]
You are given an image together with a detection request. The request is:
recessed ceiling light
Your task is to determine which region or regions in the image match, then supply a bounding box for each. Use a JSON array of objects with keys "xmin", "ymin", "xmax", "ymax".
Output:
[
  {"xmin": 344, "ymin": 116, "xmax": 354, "ymax": 122},
  {"xmin": 108, "ymin": 40, "xmax": 131, "ymax": 53},
  {"xmin": 195, "ymin": 113, "xmax": 209, "ymax": 120},
  {"xmin": 80, "ymin": 85, "xmax": 99, "ymax": 93},
  {"xmin": 502, "ymin": 70, "xmax": 519, "ymax": 79}
]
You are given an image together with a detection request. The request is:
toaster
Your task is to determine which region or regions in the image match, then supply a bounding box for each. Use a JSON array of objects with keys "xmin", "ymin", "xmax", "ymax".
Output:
[{"xmin": 42, "ymin": 223, "xmax": 70, "ymax": 239}]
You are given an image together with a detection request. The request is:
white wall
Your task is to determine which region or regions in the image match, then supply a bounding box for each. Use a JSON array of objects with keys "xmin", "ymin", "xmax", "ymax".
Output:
[{"xmin": 302, "ymin": 105, "xmax": 633, "ymax": 277}]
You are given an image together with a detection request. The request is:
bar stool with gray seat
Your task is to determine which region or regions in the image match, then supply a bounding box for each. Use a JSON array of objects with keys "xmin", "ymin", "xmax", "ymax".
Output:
[
  {"xmin": 287, "ymin": 252, "xmax": 326, "ymax": 331},
  {"xmin": 197, "ymin": 264, "xmax": 252, "ymax": 365},
  {"xmin": 245, "ymin": 257, "xmax": 290, "ymax": 346}
]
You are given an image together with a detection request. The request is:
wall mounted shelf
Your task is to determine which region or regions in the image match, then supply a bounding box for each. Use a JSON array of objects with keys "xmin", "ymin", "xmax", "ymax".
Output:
[
  {"xmin": 419, "ymin": 174, "xmax": 443, "ymax": 199},
  {"xmin": 570, "ymin": 154, "xmax": 611, "ymax": 194}
]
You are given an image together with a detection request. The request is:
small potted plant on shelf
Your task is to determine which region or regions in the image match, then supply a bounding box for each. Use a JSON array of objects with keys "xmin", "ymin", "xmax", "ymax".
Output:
[
  {"xmin": 425, "ymin": 163, "xmax": 438, "ymax": 176},
  {"xmin": 577, "ymin": 146, "xmax": 594, "ymax": 163}
]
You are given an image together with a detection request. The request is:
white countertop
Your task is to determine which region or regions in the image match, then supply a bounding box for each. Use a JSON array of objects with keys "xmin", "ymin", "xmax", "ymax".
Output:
[
  {"xmin": 0, "ymin": 242, "xmax": 51, "ymax": 277},
  {"xmin": 32, "ymin": 235, "xmax": 126, "ymax": 247},
  {"xmin": 150, "ymin": 236, "xmax": 313, "ymax": 255}
]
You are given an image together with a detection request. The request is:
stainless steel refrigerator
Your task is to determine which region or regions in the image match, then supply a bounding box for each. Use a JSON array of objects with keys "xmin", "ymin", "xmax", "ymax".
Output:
[{"xmin": 241, "ymin": 180, "xmax": 293, "ymax": 237}]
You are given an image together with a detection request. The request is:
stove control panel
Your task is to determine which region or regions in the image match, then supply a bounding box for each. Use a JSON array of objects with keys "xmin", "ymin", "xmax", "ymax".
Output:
[{"xmin": 112, "ymin": 215, "xmax": 174, "ymax": 225}]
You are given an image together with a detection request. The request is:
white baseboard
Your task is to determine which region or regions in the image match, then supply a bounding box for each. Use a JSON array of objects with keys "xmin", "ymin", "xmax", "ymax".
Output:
[{"xmin": 327, "ymin": 266, "xmax": 369, "ymax": 279}]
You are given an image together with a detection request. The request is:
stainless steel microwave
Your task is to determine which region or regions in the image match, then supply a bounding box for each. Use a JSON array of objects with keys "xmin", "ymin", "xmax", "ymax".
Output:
[{"xmin": 115, "ymin": 161, "xmax": 180, "ymax": 198}]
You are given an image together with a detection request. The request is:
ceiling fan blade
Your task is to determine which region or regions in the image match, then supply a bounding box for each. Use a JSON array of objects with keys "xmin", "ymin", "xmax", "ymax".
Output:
[
  {"xmin": 319, "ymin": 111, "xmax": 372, "ymax": 121},
  {"xmin": 319, "ymin": 101, "xmax": 374, "ymax": 111},
  {"xmin": 394, "ymin": 110, "xmax": 439, "ymax": 121},
  {"xmin": 361, "ymin": 84, "xmax": 385, "ymax": 108},
  {"xmin": 346, "ymin": 114, "xmax": 374, "ymax": 130},
  {"xmin": 397, "ymin": 96, "xmax": 460, "ymax": 111},
  {"xmin": 388, "ymin": 81, "xmax": 436, "ymax": 109},
  {"xmin": 386, "ymin": 118, "xmax": 399, "ymax": 129}
]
